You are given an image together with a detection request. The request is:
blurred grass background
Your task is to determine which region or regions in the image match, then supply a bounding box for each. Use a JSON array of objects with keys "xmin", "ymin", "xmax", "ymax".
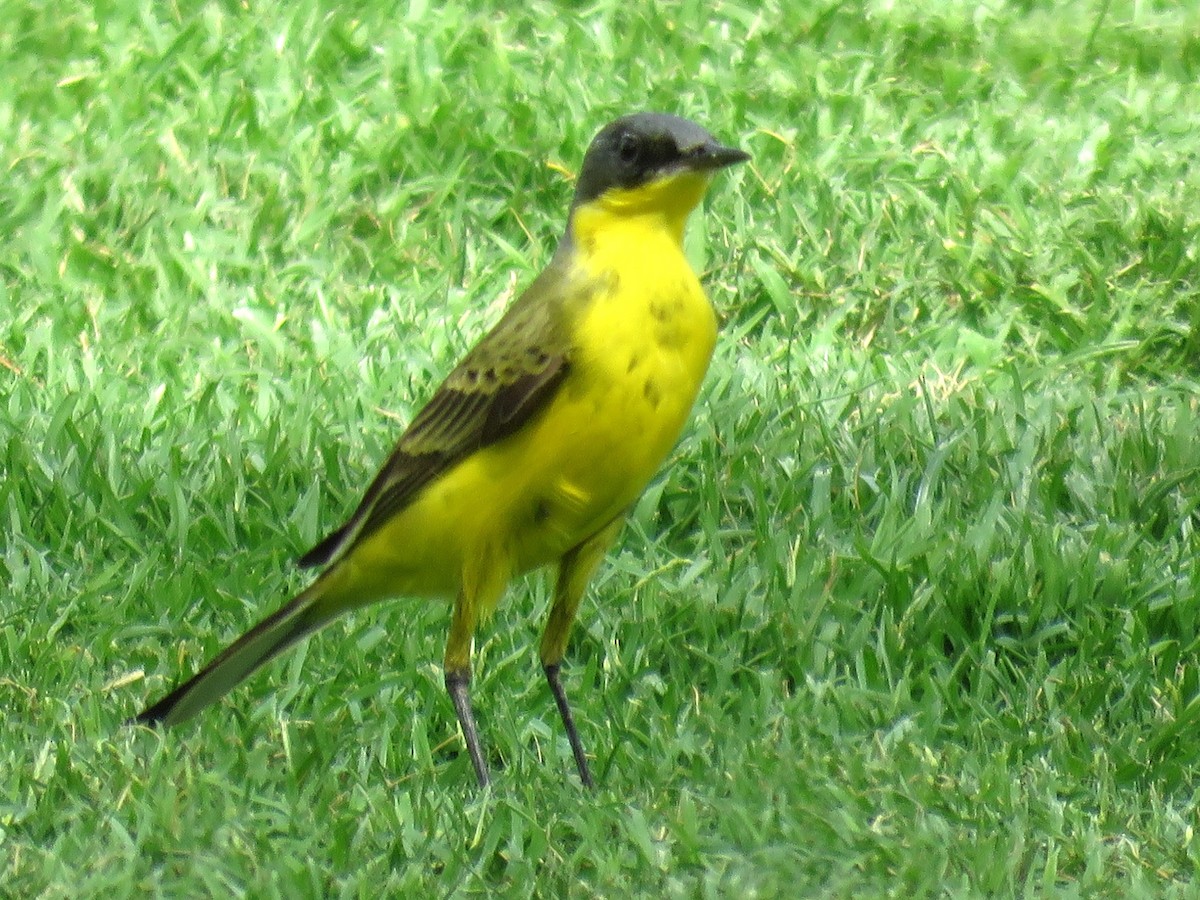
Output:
[{"xmin": 3, "ymin": 0, "xmax": 1199, "ymax": 895}]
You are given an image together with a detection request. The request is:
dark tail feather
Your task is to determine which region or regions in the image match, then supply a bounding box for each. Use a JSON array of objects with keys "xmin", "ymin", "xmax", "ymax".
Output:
[
  {"xmin": 297, "ymin": 524, "xmax": 348, "ymax": 569},
  {"xmin": 132, "ymin": 581, "xmax": 333, "ymax": 728}
]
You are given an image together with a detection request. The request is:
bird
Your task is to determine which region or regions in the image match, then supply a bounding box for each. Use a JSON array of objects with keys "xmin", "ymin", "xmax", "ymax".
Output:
[{"xmin": 133, "ymin": 112, "xmax": 750, "ymax": 788}]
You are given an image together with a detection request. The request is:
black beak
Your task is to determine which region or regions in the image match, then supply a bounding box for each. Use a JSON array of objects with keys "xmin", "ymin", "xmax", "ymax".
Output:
[{"xmin": 687, "ymin": 141, "xmax": 752, "ymax": 172}]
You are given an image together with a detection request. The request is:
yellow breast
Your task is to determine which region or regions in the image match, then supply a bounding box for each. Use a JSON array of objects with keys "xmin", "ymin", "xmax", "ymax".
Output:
[
  {"xmin": 337, "ymin": 176, "xmax": 719, "ymax": 609},
  {"xmin": 499, "ymin": 202, "xmax": 717, "ymax": 569}
]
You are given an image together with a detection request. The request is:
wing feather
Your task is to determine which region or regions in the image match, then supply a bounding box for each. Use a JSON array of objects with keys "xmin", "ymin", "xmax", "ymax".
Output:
[{"xmin": 298, "ymin": 252, "xmax": 586, "ymax": 570}]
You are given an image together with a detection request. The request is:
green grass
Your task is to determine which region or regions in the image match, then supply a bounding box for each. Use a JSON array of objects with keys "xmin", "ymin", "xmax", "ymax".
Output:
[{"xmin": 4, "ymin": 0, "xmax": 1200, "ymax": 895}]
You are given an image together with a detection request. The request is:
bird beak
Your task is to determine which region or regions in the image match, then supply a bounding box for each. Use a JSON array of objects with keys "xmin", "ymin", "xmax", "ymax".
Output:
[{"xmin": 686, "ymin": 141, "xmax": 752, "ymax": 172}]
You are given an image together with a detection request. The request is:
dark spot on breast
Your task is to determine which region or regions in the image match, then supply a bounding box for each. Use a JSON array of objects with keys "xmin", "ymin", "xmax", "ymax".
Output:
[
  {"xmin": 626, "ymin": 355, "xmax": 640, "ymax": 374},
  {"xmin": 643, "ymin": 378, "xmax": 662, "ymax": 408},
  {"xmin": 532, "ymin": 497, "xmax": 550, "ymax": 525}
]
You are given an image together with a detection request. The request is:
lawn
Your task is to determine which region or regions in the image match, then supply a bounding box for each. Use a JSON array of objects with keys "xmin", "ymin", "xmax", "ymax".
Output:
[{"xmin": 3, "ymin": 0, "xmax": 1199, "ymax": 895}]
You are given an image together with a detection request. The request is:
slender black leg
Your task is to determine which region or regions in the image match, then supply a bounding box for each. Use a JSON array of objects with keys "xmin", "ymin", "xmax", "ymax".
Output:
[
  {"xmin": 540, "ymin": 518, "xmax": 621, "ymax": 787},
  {"xmin": 445, "ymin": 669, "xmax": 490, "ymax": 788},
  {"xmin": 544, "ymin": 662, "xmax": 594, "ymax": 788}
]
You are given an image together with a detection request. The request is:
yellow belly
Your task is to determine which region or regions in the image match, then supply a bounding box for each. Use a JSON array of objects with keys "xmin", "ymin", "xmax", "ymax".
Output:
[{"xmin": 330, "ymin": 222, "xmax": 717, "ymax": 612}]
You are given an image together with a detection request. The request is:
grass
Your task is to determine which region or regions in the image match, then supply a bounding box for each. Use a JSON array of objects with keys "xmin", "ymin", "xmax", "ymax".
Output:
[{"xmin": 3, "ymin": 0, "xmax": 1200, "ymax": 895}]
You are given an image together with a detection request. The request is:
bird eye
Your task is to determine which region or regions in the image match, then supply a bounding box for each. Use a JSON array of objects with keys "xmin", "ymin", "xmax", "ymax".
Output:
[{"xmin": 617, "ymin": 132, "xmax": 640, "ymax": 164}]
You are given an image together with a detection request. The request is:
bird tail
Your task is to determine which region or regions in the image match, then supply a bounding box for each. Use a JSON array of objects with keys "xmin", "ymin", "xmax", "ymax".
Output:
[{"xmin": 132, "ymin": 578, "xmax": 337, "ymax": 728}]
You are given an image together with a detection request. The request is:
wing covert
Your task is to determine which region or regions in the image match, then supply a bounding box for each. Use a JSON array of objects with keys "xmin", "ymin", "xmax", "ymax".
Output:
[{"xmin": 298, "ymin": 252, "xmax": 588, "ymax": 570}]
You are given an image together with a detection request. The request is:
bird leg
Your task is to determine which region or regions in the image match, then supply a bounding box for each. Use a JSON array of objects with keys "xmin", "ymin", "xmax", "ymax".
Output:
[
  {"xmin": 444, "ymin": 584, "xmax": 492, "ymax": 787},
  {"xmin": 444, "ymin": 667, "xmax": 490, "ymax": 788},
  {"xmin": 543, "ymin": 662, "xmax": 593, "ymax": 788},
  {"xmin": 540, "ymin": 517, "xmax": 622, "ymax": 787}
]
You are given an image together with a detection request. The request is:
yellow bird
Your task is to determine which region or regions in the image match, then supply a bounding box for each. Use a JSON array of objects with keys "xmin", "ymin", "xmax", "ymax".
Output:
[{"xmin": 134, "ymin": 112, "xmax": 749, "ymax": 787}]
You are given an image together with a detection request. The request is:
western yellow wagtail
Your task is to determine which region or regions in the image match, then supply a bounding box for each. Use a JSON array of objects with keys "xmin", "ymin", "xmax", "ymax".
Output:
[{"xmin": 134, "ymin": 112, "xmax": 749, "ymax": 787}]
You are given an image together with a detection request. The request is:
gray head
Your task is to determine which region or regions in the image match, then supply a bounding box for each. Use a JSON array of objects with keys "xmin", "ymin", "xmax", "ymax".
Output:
[{"xmin": 571, "ymin": 112, "xmax": 750, "ymax": 209}]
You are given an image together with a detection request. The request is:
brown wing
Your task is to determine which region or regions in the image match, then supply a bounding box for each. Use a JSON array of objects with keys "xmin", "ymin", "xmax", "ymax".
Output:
[{"xmin": 298, "ymin": 252, "xmax": 581, "ymax": 570}]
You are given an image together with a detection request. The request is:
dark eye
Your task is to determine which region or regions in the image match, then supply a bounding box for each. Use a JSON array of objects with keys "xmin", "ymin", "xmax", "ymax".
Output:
[{"xmin": 617, "ymin": 132, "xmax": 640, "ymax": 164}]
